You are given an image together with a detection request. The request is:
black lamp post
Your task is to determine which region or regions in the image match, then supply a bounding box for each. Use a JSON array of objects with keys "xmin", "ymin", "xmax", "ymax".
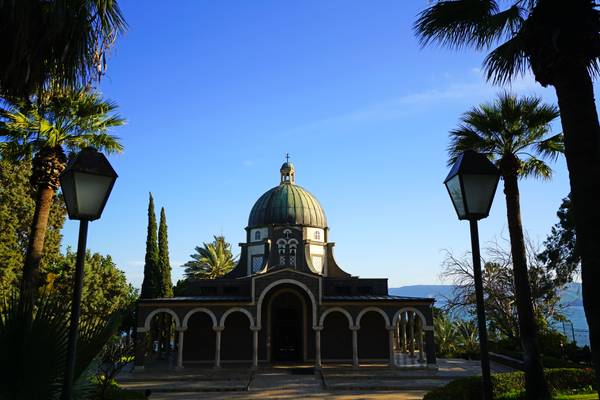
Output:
[
  {"xmin": 59, "ymin": 147, "xmax": 117, "ymax": 400},
  {"xmin": 444, "ymin": 150, "xmax": 500, "ymax": 400}
]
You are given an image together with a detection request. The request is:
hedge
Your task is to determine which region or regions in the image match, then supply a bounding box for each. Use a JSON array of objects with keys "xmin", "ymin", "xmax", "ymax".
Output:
[{"xmin": 423, "ymin": 368, "xmax": 597, "ymax": 400}]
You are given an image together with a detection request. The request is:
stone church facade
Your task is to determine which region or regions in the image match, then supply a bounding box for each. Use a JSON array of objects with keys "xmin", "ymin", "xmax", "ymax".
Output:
[{"xmin": 135, "ymin": 162, "xmax": 437, "ymax": 369}]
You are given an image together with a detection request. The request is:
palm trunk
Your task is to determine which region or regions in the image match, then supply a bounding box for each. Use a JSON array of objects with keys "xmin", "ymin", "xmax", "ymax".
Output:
[
  {"xmin": 20, "ymin": 185, "xmax": 55, "ymax": 302},
  {"xmin": 502, "ymin": 173, "xmax": 550, "ymax": 400},
  {"xmin": 554, "ymin": 65, "xmax": 600, "ymax": 389}
]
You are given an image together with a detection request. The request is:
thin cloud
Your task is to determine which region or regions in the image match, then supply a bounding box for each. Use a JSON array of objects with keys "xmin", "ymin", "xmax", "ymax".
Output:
[{"xmin": 283, "ymin": 70, "xmax": 549, "ymax": 137}]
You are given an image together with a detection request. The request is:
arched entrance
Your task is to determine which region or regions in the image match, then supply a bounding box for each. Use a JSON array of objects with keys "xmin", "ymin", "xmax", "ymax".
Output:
[{"xmin": 268, "ymin": 290, "xmax": 306, "ymax": 362}]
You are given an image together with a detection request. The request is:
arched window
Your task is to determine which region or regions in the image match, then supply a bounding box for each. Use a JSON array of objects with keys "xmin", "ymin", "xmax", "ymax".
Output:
[
  {"xmin": 254, "ymin": 231, "xmax": 261, "ymax": 241},
  {"xmin": 314, "ymin": 230, "xmax": 321, "ymax": 240}
]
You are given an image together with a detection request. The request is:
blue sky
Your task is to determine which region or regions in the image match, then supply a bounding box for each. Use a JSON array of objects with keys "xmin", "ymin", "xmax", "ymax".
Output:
[{"xmin": 61, "ymin": 1, "xmax": 579, "ymax": 289}]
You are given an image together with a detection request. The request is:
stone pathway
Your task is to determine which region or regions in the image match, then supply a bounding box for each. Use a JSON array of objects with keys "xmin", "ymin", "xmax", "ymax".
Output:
[{"xmin": 120, "ymin": 358, "xmax": 514, "ymax": 399}]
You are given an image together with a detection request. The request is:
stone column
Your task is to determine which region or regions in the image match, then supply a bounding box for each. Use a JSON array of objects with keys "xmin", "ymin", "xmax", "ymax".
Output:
[
  {"xmin": 214, "ymin": 326, "xmax": 223, "ymax": 368},
  {"xmin": 134, "ymin": 329, "xmax": 147, "ymax": 371},
  {"xmin": 252, "ymin": 328, "xmax": 259, "ymax": 369},
  {"xmin": 417, "ymin": 321, "xmax": 425, "ymax": 362},
  {"xmin": 408, "ymin": 312, "xmax": 415, "ymax": 358},
  {"xmin": 387, "ymin": 327, "xmax": 396, "ymax": 367},
  {"xmin": 351, "ymin": 327, "xmax": 359, "ymax": 368},
  {"xmin": 400, "ymin": 313, "xmax": 407, "ymax": 353},
  {"xmin": 424, "ymin": 329, "xmax": 437, "ymax": 365},
  {"xmin": 395, "ymin": 320, "xmax": 401, "ymax": 351},
  {"xmin": 176, "ymin": 328, "xmax": 186, "ymax": 369},
  {"xmin": 315, "ymin": 327, "xmax": 322, "ymax": 369}
]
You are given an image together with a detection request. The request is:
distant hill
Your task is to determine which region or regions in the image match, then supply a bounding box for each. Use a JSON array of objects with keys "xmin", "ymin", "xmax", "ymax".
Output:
[
  {"xmin": 390, "ymin": 282, "xmax": 583, "ymax": 307},
  {"xmin": 389, "ymin": 285, "xmax": 454, "ymax": 304},
  {"xmin": 391, "ymin": 283, "xmax": 588, "ymax": 345},
  {"xmin": 558, "ymin": 282, "xmax": 583, "ymax": 306}
]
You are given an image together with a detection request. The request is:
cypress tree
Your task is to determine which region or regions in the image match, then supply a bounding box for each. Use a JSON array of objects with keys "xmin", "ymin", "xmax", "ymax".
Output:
[
  {"xmin": 158, "ymin": 207, "xmax": 173, "ymax": 298},
  {"xmin": 157, "ymin": 207, "xmax": 173, "ymax": 353},
  {"xmin": 140, "ymin": 193, "xmax": 160, "ymax": 299}
]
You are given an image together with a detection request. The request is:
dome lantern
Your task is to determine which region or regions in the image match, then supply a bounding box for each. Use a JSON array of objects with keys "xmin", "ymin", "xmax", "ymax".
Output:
[{"xmin": 280, "ymin": 153, "xmax": 295, "ymax": 184}]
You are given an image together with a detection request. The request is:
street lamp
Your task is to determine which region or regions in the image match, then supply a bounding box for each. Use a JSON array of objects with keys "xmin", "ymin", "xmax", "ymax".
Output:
[
  {"xmin": 59, "ymin": 147, "xmax": 117, "ymax": 400},
  {"xmin": 444, "ymin": 150, "xmax": 500, "ymax": 400}
]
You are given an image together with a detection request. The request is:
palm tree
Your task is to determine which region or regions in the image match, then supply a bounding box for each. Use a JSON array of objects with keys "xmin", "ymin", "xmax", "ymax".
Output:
[
  {"xmin": 434, "ymin": 313, "xmax": 459, "ymax": 356},
  {"xmin": 448, "ymin": 92, "xmax": 561, "ymax": 399},
  {"xmin": 0, "ymin": 88, "xmax": 124, "ymax": 301},
  {"xmin": 0, "ymin": 291, "xmax": 119, "ymax": 399},
  {"xmin": 415, "ymin": 1, "xmax": 600, "ymax": 389},
  {"xmin": 0, "ymin": 0, "xmax": 126, "ymax": 98},
  {"xmin": 456, "ymin": 319, "xmax": 480, "ymax": 359},
  {"xmin": 183, "ymin": 236, "xmax": 237, "ymax": 280}
]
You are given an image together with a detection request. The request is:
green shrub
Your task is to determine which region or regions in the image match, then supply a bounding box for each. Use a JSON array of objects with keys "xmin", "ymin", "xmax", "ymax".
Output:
[
  {"xmin": 545, "ymin": 369, "xmax": 597, "ymax": 393},
  {"xmin": 423, "ymin": 376, "xmax": 482, "ymax": 400},
  {"xmin": 423, "ymin": 369, "xmax": 597, "ymax": 400},
  {"xmin": 492, "ymin": 372, "xmax": 525, "ymax": 394}
]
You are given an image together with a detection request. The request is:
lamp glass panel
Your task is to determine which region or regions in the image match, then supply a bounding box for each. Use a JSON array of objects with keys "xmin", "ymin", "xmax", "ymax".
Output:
[
  {"xmin": 60, "ymin": 172, "xmax": 78, "ymax": 219},
  {"xmin": 463, "ymin": 174, "xmax": 497, "ymax": 215},
  {"xmin": 445, "ymin": 175, "xmax": 466, "ymax": 218},
  {"xmin": 74, "ymin": 172, "xmax": 113, "ymax": 218}
]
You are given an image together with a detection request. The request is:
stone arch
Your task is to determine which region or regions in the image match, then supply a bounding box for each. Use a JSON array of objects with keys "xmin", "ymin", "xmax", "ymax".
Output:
[
  {"xmin": 219, "ymin": 307, "xmax": 255, "ymax": 329},
  {"xmin": 267, "ymin": 288, "xmax": 308, "ymax": 362},
  {"xmin": 356, "ymin": 307, "xmax": 391, "ymax": 329},
  {"xmin": 392, "ymin": 307, "xmax": 428, "ymax": 328},
  {"xmin": 143, "ymin": 308, "xmax": 181, "ymax": 331},
  {"xmin": 182, "ymin": 308, "xmax": 218, "ymax": 329},
  {"xmin": 319, "ymin": 307, "xmax": 354, "ymax": 329},
  {"xmin": 256, "ymin": 279, "xmax": 317, "ymax": 329},
  {"xmin": 320, "ymin": 307, "xmax": 353, "ymax": 361}
]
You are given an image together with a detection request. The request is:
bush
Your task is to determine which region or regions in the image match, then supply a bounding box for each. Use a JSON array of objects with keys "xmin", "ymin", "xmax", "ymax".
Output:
[
  {"xmin": 545, "ymin": 369, "xmax": 596, "ymax": 393},
  {"xmin": 423, "ymin": 369, "xmax": 597, "ymax": 400},
  {"xmin": 423, "ymin": 376, "xmax": 482, "ymax": 400}
]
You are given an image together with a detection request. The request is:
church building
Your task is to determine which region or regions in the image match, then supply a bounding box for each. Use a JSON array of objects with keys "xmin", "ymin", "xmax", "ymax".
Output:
[{"xmin": 135, "ymin": 161, "xmax": 437, "ymax": 369}]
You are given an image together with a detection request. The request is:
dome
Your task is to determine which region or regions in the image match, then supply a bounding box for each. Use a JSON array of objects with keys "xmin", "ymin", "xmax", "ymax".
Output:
[{"xmin": 248, "ymin": 183, "xmax": 327, "ymax": 228}]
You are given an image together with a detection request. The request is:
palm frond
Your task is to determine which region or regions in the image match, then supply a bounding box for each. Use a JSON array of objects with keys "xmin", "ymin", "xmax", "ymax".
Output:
[
  {"xmin": 415, "ymin": 0, "xmax": 524, "ymax": 50},
  {"xmin": 0, "ymin": 88, "xmax": 125, "ymax": 164},
  {"xmin": 0, "ymin": 0, "xmax": 127, "ymax": 97},
  {"xmin": 183, "ymin": 236, "xmax": 237, "ymax": 279},
  {"xmin": 0, "ymin": 290, "xmax": 114, "ymax": 399},
  {"xmin": 448, "ymin": 126, "xmax": 496, "ymax": 166},
  {"xmin": 483, "ymin": 34, "xmax": 529, "ymax": 84},
  {"xmin": 534, "ymin": 133, "xmax": 564, "ymax": 161},
  {"xmin": 519, "ymin": 157, "xmax": 553, "ymax": 180},
  {"xmin": 75, "ymin": 312, "xmax": 120, "ymax": 382},
  {"xmin": 448, "ymin": 93, "xmax": 561, "ymax": 178}
]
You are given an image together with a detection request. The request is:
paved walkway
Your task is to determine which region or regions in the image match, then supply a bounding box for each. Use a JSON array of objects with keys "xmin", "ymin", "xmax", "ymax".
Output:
[{"xmin": 120, "ymin": 359, "xmax": 513, "ymax": 399}]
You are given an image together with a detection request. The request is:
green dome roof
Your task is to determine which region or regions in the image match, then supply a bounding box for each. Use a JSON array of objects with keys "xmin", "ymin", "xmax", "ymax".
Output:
[{"xmin": 248, "ymin": 183, "xmax": 327, "ymax": 228}]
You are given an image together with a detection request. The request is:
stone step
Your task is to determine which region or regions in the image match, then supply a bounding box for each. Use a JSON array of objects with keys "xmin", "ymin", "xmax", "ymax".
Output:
[
  {"xmin": 120, "ymin": 379, "xmax": 250, "ymax": 393},
  {"xmin": 323, "ymin": 378, "xmax": 450, "ymax": 391}
]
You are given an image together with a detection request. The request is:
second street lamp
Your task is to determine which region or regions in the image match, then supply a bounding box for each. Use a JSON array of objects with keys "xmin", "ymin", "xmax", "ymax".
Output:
[
  {"xmin": 59, "ymin": 147, "xmax": 118, "ymax": 400},
  {"xmin": 444, "ymin": 150, "xmax": 500, "ymax": 400}
]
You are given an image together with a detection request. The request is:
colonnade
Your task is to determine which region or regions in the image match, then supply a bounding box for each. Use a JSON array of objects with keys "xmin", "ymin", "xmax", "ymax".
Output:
[
  {"xmin": 139, "ymin": 324, "xmax": 260, "ymax": 370},
  {"xmin": 394, "ymin": 310, "xmax": 426, "ymax": 362},
  {"xmin": 312, "ymin": 324, "xmax": 397, "ymax": 369},
  {"xmin": 135, "ymin": 306, "xmax": 436, "ymax": 370}
]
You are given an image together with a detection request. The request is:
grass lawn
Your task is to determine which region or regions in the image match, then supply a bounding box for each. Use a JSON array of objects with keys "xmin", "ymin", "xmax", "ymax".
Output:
[{"xmin": 554, "ymin": 394, "xmax": 599, "ymax": 400}]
